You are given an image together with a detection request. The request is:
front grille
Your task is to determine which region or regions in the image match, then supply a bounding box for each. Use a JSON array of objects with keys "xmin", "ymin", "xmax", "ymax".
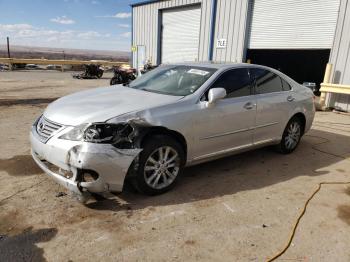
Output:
[{"xmin": 36, "ymin": 116, "xmax": 63, "ymax": 143}]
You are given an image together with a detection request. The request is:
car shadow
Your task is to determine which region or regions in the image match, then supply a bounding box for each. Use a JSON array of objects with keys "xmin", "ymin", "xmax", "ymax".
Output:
[{"xmin": 85, "ymin": 128, "xmax": 349, "ymax": 211}]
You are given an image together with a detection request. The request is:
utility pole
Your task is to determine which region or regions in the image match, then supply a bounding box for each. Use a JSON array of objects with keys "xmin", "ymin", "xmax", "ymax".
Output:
[
  {"xmin": 7, "ymin": 37, "xmax": 11, "ymax": 58},
  {"xmin": 7, "ymin": 36, "xmax": 12, "ymax": 71},
  {"xmin": 61, "ymin": 50, "xmax": 65, "ymax": 72}
]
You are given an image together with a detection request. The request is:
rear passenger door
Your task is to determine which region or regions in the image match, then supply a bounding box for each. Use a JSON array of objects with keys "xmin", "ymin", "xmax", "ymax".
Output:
[{"xmin": 250, "ymin": 68, "xmax": 294, "ymax": 144}]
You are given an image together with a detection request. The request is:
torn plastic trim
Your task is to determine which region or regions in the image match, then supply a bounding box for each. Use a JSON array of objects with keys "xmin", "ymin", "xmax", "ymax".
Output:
[
  {"xmin": 66, "ymin": 143, "xmax": 142, "ymax": 193},
  {"xmin": 31, "ymin": 149, "xmax": 82, "ymax": 196}
]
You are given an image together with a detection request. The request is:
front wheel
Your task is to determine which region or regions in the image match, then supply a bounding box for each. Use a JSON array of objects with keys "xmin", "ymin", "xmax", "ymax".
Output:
[
  {"xmin": 278, "ymin": 117, "xmax": 302, "ymax": 154},
  {"xmin": 110, "ymin": 75, "xmax": 122, "ymax": 85},
  {"xmin": 132, "ymin": 135, "xmax": 185, "ymax": 195},
  {"xmin": 97, "ymin": 70, "xmax": 103, "ymax": 78}
]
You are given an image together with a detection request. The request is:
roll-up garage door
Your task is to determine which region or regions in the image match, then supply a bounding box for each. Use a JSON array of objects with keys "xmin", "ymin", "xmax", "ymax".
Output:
[
  {"xmin": 248, "ymin": 0, "xmax": 340, "ymax": 49},
  {"xmin": 161, "ymin": 5, "xmax": 201, "ymax": 63}
]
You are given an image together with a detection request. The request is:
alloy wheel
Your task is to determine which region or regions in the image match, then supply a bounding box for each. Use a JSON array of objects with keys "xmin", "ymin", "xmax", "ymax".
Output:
[
  {"xmin": 144, "ymin": 146, "xmax": 180, "ymax": 190},
  {"xmin": 285, "ymin": 121, "xmax": 301, "ymax": 150}
]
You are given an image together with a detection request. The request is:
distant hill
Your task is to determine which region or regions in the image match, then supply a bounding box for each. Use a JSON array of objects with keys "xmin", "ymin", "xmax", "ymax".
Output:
[{"xmin": 0, "ymin": 45, "xmax": 130, "ymax": 62}]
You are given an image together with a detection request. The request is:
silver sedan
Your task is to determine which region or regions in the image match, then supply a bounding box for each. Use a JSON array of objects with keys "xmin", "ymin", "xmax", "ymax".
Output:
[{"xmin": 30, "ymin": 63, "xmax": 315, "ymax": 201}]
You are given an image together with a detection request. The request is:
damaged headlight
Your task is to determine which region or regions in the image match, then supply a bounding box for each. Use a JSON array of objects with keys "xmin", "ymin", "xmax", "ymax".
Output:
[
  {"xmin": 59, "ymin": 124, "xmax": 88, "ymax": 141},
  {"xmin": 59, "ymin": 123, "xmax": 134, "ymax": 144},
  {"xmin": 84, "ymin": 123, "xmax": 133, "ymax": 143}
]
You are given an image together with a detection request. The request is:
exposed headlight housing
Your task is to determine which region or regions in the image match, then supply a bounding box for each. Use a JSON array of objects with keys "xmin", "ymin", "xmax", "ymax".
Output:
[
  {"xmin": 84, "ymin": 123, "xmax": 133, "ymax": 143},
  {"xmin": 59, "ymin": 123, "xmax": 133, "ymax": 144},
  {"xmin": 59, "ymin": 124, "xmax": 89, "ymax": 141}
]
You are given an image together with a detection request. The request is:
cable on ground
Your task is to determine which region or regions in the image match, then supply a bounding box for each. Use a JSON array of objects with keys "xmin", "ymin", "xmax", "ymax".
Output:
[
  {"xmin": 266, "ymin": 181, "xmax": 350, "ymax": 262},
  {"xmin": 266, "ymin": 134, "xmax": 350, "ymax": 261}
]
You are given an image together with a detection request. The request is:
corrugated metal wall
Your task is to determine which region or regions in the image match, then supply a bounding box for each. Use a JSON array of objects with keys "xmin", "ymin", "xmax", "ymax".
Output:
[
  {"xmin": 212, "ymin": 0, "xmax": 249, "ymax": 62},
  {"xmin": 132, "ymin": 0, "xmax": 249, "ymax": 66},
  {"xmin": 327, "ymin": 0, "xmax": 350, "ymax": 112},
  {"xmin": 329, "ymin": 0, "xmax": 350, "ymax": 84}
]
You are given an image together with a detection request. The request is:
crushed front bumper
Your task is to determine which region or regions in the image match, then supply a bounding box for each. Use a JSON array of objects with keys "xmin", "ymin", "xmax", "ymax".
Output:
[{"xmin": 30, "ymin": 126, "xmax": 142, "ymax": 199}]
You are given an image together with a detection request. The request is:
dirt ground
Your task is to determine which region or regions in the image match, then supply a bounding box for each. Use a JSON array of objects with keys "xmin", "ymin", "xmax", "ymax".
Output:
[{"xmin": 0, "ymin": 70, "xmax": 350, "ymax": 262}]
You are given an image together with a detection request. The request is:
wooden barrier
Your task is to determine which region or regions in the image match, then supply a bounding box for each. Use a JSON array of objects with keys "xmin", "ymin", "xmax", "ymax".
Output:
[
  {"xmin": 319, "ymin": 63, "xmax": 350, "ymax": 110},
  {"xmin": 0, "ymin": 58, "xmax": 127, "ymax": 67}
]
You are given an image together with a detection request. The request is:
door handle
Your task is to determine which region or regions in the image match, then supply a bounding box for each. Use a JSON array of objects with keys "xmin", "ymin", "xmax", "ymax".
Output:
[
  {"xmin": 243, "ymin": 102, "xmax": 255, "ymax": 110},
  {"xmin": 287, "ymin": 96, "xmax": 295, "ymax": 102}
]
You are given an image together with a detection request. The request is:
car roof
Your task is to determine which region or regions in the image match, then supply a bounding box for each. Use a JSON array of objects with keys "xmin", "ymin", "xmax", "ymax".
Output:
[
  {"xmin": 162, "ymin": 61, "xmax": 270, "ymax": 70},
  {"xmin": 161, "ymin": 61, "xmax": 299, "ymax": 87}
]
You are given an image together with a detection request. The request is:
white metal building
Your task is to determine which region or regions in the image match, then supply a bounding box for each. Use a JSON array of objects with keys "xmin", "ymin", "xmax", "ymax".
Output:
[{"xmin": 131, "ymin": 0, "xmax": 350, "ymax": 111}]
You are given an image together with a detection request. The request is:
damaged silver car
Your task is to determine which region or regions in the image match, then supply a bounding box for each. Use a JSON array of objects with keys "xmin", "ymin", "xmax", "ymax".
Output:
[{"xmin": 30, "ymin": 63, "xmax": 315, "ymax": 201}]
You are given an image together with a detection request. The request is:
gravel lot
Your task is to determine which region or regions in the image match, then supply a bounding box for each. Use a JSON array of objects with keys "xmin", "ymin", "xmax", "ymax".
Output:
[{"xmin": 1, "ymin": 70, "xmax": 350, "ymax": 262}]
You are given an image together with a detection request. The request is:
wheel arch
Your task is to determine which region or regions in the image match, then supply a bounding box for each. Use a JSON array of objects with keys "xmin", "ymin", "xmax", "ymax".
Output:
[
  {"xmin": 290, "ymin": 112, "xmax": 306, "ymax": 135},
  {"xmin": 136, "ymin": 126, "xmax": 188, "ymax": 161}
]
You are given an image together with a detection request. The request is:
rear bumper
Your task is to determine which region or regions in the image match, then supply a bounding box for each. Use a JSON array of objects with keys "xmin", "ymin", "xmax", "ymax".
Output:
[
  {"xmin": 304, "ymin": 103, "xmax": 316, "ymax": 134},
  {"xmin": 30, "ymin": 126, "xmax": 142, "ymax": 198}
]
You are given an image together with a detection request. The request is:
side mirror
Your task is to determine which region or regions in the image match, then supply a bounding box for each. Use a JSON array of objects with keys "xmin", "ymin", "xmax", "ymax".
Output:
[{"xmin": 207, "ymin": 88, "xmax": 226, "ymax": 107}]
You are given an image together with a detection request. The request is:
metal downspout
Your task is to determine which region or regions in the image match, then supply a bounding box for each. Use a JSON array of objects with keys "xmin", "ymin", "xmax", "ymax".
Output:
[
  {"xmin": 131, "ymin": 6, "xmax": 134, "ymax": 67},
  {"xmin": 208, "ymin": 0, "xmax": 218, "ymax": 61}
]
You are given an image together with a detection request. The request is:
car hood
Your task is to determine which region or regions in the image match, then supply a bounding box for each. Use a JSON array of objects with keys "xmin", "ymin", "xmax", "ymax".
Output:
[{"xmin": 44, "ymin": 85, "xmax": 183, "ymax": 126}]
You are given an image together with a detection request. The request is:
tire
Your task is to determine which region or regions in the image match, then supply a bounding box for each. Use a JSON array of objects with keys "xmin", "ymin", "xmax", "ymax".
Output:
[
  {"xmin": 278, "ymin": 117, "xmax": 303, "ymax": 154},
  {"xmin": 129, "ymin": 74, "xmax": 136, "ymax": 81},
  {"xmin": 132, "ymin": 135, "xmax": 185, "ymax": 195},
  {"xmin": 97, "ymin": 70, "xmax": 103, "ymax": 79},
  {"xmin": 110, "ymin": 75, "xmax": 122, "ymax": 85}
]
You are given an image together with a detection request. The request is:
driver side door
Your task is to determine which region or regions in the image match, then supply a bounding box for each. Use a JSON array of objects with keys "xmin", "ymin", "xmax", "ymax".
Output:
[{"xmin": 192, "ymin": 68, "xmax": 257, "ymax": 161}]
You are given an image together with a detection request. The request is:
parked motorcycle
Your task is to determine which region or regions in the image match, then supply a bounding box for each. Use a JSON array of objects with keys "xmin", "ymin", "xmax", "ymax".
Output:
[
  {"xmin": 72, "ymin": 64, "xmax": 104, "ymax": 79},
  {"xmin": 110, "ymin": 66, "xmax": 137, "ymax": 85},
  {"xmin": 140, "ymin": 61, "xmax": 158, "ymax": 74}
]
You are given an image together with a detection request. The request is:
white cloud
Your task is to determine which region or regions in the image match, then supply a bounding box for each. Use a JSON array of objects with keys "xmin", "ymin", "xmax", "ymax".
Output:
[
  {"xmin": 96, "ymin": 12, "xmax": 131, "ymax": 19},
  {"xmin": 0, "ymin": 23, "xmax": 129, "ymax": 51},
  {"xmin": 115, "ymin": 12, "xmax": 131, "ymax": 18},
  {"xmin": 0, "ymin": 24, "xmax": 32, "ymax": 31},
  {"xmin": 120, "ymin": 32, "xmax": 131, "ymax": 38},
  {"xmin": 50, "ymin": 16, "xmax": 75, "ymax": 25},
  {"xmin": 0, "ymin": 23, "xmax": 110, "ymax": 43},
  {"xmin": 77, "ymin": 31, "xmax": 111, "ymax": 39},
  {"xmin": 91, "ymin": 0, "xmax": 100, "ymax": 4},
  {"xmin": 118, "ymin": 24, "xmax": 130, "ymax": 28}
]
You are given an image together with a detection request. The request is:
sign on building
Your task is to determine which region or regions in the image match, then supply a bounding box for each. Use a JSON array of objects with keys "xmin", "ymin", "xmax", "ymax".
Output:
[{"xmin": 216, "ymin": 38, "xmax": 227, "ymax": 49}]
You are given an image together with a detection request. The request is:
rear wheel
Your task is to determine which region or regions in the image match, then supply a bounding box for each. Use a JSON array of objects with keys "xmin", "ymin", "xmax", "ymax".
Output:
[
  {"xmin": 278, "ymin": 117, "xmax": 303, "ymax": 154},
  {"xmin": 132, "ymin": 135, "xmax": 184, "ymax": 195}
]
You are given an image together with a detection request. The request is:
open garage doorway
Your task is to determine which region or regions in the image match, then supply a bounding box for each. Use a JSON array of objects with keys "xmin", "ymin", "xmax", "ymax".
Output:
[{"xmin": 246, "ymin": 49, "xmax": 331, "ymax": 95}]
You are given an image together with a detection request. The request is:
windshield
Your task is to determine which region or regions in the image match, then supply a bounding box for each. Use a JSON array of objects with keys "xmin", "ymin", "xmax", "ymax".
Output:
[{"xmin": 128, "ymin": 65, "xmax": 217, "ymax": 96}]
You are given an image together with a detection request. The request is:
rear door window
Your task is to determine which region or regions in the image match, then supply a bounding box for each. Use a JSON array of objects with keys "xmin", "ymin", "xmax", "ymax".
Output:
[{"xmin": 250, "ymin": 68, "xmax": 283, "ymax": 94}]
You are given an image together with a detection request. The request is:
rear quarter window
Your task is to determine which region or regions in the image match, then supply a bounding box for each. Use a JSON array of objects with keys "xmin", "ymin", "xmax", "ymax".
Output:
[
  {"xmin": 281, "ymin": 78, "xmax": 292, "ymax": 91},
  {"xmin": 250, "ymin": 68, "xmax": 283, "ymax": 94}
]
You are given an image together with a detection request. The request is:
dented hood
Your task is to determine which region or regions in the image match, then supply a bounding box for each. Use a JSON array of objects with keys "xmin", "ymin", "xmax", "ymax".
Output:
[{"xmin": 44, "ymin": 86, "xmax": 183, "ymax": 126}]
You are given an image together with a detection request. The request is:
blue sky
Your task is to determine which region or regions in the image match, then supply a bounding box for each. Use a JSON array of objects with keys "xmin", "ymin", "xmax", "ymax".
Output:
[{"xmin": 0, "ymin": 0, "xmax": 142, "ymax": 51}]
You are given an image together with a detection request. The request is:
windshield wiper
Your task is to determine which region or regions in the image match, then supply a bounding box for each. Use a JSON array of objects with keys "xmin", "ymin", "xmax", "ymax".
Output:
[
  {"xmin": 141, "ymin": 88, "xmax": 164, "ymax": 94},
  {"xmin": 141, "ymin": 88, "xmax": 182, "ymax": 96}
]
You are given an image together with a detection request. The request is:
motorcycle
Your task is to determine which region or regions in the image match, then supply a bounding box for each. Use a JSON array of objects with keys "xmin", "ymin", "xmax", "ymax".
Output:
[
  {"xmin": 110, "ymin": 66, "xmax": 137, "ymax": 85},
  {"xmin": 72, "ymin": 64, "xmax": 104, "ymax": 79},
  {"xmin": 140, "ymin": 62, "xmax": 158, "ymax": 74}
]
